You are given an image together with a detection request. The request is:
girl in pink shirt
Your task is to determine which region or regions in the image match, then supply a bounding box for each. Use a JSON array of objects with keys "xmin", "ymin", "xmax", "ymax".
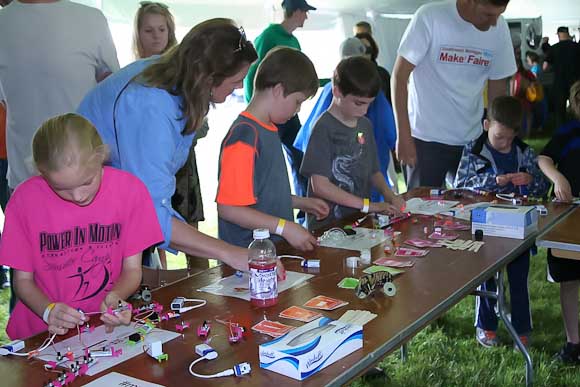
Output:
[{"xmin": 0, "ymin": 113, "xmax": 163, "ymax": 339}]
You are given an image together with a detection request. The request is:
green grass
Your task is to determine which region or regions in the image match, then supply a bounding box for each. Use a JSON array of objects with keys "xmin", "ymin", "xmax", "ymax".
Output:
[{"xmin": 350, "ymin": 248, "xmax": 580, "ymax": 387}]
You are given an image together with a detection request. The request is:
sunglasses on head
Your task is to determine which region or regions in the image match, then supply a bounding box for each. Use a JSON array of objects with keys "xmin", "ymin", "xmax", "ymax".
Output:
[{"xmin": 233, "ymin": 26, "xmax": 247, "ymax": 53}]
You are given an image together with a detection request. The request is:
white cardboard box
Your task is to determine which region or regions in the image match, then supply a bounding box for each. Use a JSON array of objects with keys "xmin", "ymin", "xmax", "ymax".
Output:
[
  {"xmin": 471, "ymin": 204, "xmax": 538, "ymax": 239},
  {"xmin": 259, "ymin": 317, "xmax": 362, "ymax": 380}
]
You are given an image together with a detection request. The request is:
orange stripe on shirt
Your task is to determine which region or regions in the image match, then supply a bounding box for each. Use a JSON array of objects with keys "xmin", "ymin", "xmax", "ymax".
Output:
[
  {"xmin": 240, "ymin": 111, "xmax": 278, "ymax": 132},
  {"xmin": 216, "ymin": 141, "xmax": 257, "ymax": 206}
]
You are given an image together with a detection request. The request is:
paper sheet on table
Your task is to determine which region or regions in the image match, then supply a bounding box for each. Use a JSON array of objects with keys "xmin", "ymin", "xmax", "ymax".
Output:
[
  {"xmin": 405, "ymin": 198, "xmax": 460, "ymax": 215},
  {"xmin": 198, "ymin": 271, "xmax": 313, "ymax": 301},
  {"xmin": 82, "ymin": 372, "xmax": 165, "ymax": 387},
  {"xmin": 35, "ymin": 324, "xmax": 179, "ymax": 376},
  {"xmin": 318, "ymin": 227, "xmax": 387, "ymax": 251}
]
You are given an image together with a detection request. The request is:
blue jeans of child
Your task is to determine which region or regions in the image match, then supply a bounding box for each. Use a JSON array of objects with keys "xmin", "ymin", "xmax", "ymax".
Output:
[{"xmin": 476, "ymin": 250, "xmax": 531, "ymax": 335}]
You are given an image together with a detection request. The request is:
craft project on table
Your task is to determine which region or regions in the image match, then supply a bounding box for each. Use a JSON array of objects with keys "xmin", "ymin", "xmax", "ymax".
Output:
[
  {"xmin": 405, "ymin": 198, "xmax": 460, "ymax": 216},
  {"xmin": 318, "ymin": 227, "xmax": 387, "ymax": 251},
  {"xmin": 34, "ymin": 324, "xmax": 180, "ymax": 376},
  {"xmin": 82, "ymin": 372, "xmax": 165, "ymax": 387},
  {"xmin": 198, "ymin": 271, "xmax": 313, "ymax": 301}
]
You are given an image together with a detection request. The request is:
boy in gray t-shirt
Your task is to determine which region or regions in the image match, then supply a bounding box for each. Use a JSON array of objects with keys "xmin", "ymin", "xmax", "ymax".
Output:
[{"xmin": 301, "ymin": 57, "xmax": 405, "ymax": 230}]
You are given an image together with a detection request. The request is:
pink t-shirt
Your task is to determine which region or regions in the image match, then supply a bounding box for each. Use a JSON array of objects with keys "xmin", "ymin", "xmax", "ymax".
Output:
[{"xmin": 0, "ymin": 166, "xmax": 163, "ymax": 339}]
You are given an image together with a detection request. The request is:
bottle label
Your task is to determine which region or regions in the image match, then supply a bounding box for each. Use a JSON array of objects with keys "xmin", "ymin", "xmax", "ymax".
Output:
[{"xmin": 249, "ymin": 266, "xmax": 277, "ymax": 300}]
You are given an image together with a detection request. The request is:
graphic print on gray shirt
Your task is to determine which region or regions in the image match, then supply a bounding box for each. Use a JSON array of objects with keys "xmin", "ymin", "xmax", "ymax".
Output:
[{"xmin": 300, "ymin": 111, "xmax": 380, "ymax": 230}]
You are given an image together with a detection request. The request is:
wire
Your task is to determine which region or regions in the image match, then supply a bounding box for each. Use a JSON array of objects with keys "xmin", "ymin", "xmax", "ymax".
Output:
[
  {"xmin": 7, "ymin": 333, "xmax": 57, "ymax": 357},
  {"xmin": 496, "ymin": 193, "xmax": 516, "ymax": 202},
  {"xmin": 188, "ymin": 354, "xmax": 235, "ymax": 379},
  {"xmin": 278, "ymin": 255, "xmax": 304, "ymax": 261}
]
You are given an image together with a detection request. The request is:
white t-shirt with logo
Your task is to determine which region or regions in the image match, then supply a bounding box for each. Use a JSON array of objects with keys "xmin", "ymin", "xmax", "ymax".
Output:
[
  {"xmin": 397, "ymin": 0, "xmax": 516, "ymax": 146},
  {"xmin": 0, "ymin": 0, "xmax": 119, "ymax": 188}
]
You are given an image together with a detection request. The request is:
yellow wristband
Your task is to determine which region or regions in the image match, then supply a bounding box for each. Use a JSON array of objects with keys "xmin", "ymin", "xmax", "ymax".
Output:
[
  {"xmin": 43, "ymin": 302, "xmax": 56, "ymax": 324},
  {"xmin": 275, "ymin": 218, "xmax": 287, "ymax": 235},
  {"xmin": 362, "ymin": 198, "xmax": 370, "ymax": 213}
]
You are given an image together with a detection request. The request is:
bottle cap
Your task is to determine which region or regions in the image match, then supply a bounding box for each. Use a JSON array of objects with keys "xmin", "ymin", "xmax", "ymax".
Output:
[
  {"xmin": 346, "ymin": 256, "xmax": 359, "ymax": 268},
  {"xmin": 253, "ymin": 228, "xmax": 270, "ymax": 240},
  {"xmin": 360, "ymin": 249, "xmax": 371, "ymax": 264}
]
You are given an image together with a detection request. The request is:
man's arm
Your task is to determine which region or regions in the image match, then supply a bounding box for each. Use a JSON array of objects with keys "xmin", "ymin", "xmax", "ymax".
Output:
[{"xmin": 391, "ymin": 56, "xmax": 417, "ymax": 167}]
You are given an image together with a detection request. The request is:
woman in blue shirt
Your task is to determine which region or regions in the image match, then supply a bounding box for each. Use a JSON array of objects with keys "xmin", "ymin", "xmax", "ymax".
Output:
[{"xmin": 78, "ymin": 18, "xmax": 259, "ymax": 273}]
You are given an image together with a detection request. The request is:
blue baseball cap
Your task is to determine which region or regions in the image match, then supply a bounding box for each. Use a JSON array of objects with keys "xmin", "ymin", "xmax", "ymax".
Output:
[{"xmin": 281, "ymin": 0, "xmax": 316, "ymax": 12}]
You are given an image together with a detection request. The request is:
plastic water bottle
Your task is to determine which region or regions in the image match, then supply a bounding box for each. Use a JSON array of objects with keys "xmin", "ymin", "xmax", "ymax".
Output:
[{"xmin": 248, "ymin": 229, "xmax": 278, "ymax": 307}]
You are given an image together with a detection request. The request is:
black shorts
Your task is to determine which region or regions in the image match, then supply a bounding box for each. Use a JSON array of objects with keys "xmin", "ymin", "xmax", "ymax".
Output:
[{"xmin": 547, "ymin": 249, "xmax": 580, "ymax": 282}]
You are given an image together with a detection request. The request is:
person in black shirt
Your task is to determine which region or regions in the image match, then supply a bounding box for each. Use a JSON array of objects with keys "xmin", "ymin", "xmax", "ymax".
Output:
[
  {"xmin": 543, "ymin": 27, "xmax": 580, "ymax": 129},
  {"xmin": 538, "ymin": 80, "xmax": 580, "ymax": 364}
]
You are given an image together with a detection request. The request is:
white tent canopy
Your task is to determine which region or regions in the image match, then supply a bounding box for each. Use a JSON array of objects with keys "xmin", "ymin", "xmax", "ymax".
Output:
[{"xmin": 77, "ymin": 0, "xmax": 580, "ymax": 73}]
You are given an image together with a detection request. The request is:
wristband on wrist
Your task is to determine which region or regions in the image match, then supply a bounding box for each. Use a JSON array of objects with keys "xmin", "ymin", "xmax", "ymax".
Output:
[
  {"xmin": 43, "ymin": 302, "xmax": 56, "ymax": 324},
  {"xmin": 275, "ymin": 218, "xmax": 286, "ymax": 235},
  {"xmin": 361, "ymin": 198, "xmax": 370, "ymax": 213}
]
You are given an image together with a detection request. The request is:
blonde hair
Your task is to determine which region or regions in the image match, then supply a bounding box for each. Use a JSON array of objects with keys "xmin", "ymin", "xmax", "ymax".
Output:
[
  {"xmin": 132, "ymin": 2, "xmax": 177, "ymax": 59},
  {"xmin": 32, "ymin": 113, "xmax": 109, "ymax": 173},
  {"xmin": 140, "ymin": 18, "xmax": 257, "ymax": 134},
  {"xmin": 570, "ymin": 80, "xmax": 580, "ymax": 119}
]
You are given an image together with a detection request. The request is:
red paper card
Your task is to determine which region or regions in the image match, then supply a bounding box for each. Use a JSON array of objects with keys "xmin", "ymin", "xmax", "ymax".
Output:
[
  {"xmin": 304, "ymin": 295, "xmax": 348, "ymax": 311},
  {"xmin": 251, "ymin": 320, "xmax": 295, "ymax": 337},
  {"xmin": 279, "ymin": 306, "xmax": 322, "ymax": 322}
]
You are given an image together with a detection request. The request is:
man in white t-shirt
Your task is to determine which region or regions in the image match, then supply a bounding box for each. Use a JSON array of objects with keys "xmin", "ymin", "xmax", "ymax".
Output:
[
  {"xmin": 391, "ymin": 0, "xmax": 516, "ymax": 189},
  {"xmin": 0, "ymin": 0, "xmax": 119, "ymax": 190}
]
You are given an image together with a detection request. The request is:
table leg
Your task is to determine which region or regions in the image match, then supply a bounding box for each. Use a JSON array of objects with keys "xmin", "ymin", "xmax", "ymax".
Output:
[
  {"xmin": 400, "ymin": 343, "xmax": 408, "ymax": 363},
  {"xmin": 495, "ymin": 271, "xmax": 534, "ymax": 387},
  {"xmin": 472, "ymin": 271, "xmax": 533, "ymax": 386}
]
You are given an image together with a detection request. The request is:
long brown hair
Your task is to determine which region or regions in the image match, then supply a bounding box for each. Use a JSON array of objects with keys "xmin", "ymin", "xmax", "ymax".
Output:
[{"xmin": 139, "ymin": 18, "xmax": 257, "ymax": 134}]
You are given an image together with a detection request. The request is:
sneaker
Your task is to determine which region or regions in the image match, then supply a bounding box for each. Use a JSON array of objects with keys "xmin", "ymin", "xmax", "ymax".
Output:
[
  {"xmin": 476, "ymin": 327, "xmax": 499, "ymax": 348},
  {"xmin": 0, "ymin": 268, "xmax": 9, "ymax": 289},
  {"xmin": 514, "ymin": 335, "xmax": 530, "ymax": 351},
  {"xmin": 554, "ymin": 342, "xmax": 580, "ymax": 364}
]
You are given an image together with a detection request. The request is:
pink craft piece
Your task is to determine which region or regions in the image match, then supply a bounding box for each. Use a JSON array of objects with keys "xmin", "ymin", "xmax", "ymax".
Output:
[{"xmin": 428, "ymin": 231, "xmax": 459, "ymax": 240}]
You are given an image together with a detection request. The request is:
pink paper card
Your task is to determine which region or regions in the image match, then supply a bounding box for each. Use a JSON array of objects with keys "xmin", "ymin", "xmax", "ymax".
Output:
[
  {"xmin": 404, "ymin": 238, "xmax": 442, "ymax": 248},
  {"xmin": 395, "ymin": 247, "xmax": 429, "ymax": 257},
  {"xmin": 428, "ymin": 231, "xmax": 459, "ymax": 240},
  {"xmin": 374, "ymin": 257, "xmax": 415, "ymax": 267}
]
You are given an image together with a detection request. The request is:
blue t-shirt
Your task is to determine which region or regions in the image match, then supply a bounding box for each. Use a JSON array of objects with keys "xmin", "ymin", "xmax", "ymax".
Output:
[{"xmin": 486, "ymin": 141, "xmax": 519, "ymax": 192}]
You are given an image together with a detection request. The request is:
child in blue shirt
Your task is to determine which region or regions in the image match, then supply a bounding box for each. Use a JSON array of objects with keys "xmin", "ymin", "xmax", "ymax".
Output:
[{"xmin": 455, "ymin": 96, "xmax": 548, "ymax": 348}]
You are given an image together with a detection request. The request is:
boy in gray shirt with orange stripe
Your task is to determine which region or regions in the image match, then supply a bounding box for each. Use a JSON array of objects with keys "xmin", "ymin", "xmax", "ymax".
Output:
[{"xmin": 216, "ymin": 47, "xmax": 329, "ymax": 251}]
